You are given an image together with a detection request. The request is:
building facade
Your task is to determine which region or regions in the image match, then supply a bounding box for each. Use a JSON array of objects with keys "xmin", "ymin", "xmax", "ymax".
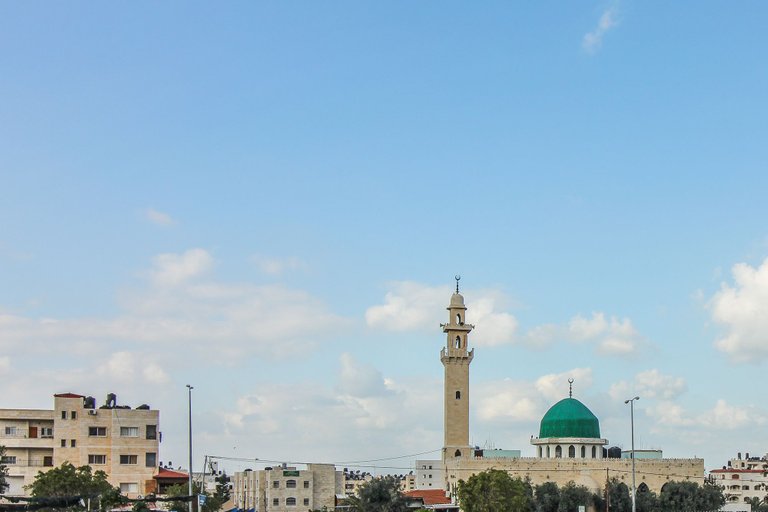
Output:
[
  {"xmin": 711, "ymin": 452, "xmax": 768, "ymax": 507},
  {"xmin": 0, "ymin": 392, "xmax": 160, "ymax": 498},
  {"xmin": 232, "ymin": 464, "xmax": 343, "ymax": 512}
]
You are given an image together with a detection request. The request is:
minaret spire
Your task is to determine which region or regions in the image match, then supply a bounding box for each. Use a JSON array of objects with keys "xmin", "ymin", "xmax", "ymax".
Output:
[
  {"xmin": 455, "ymin": 274, "xmax": 461, "ymax": 293},
  {"xmin": 568, "ymin": 378, "xmax": 574, "ymax": 398}
]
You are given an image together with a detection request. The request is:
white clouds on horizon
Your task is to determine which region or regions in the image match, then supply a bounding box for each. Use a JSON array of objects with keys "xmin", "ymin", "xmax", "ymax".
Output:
[
  {"xmin": 708, "ymin": 257, "xmax": 768, "ymax": 363},
  {"xmin": 251, "ymin": 254, "xmax": 307, "ymax": 276},
  {"xmin": 609, "ymin": 369, "xmax": 687, "ymax": 401},
  {"xmin": 582, "ymin": 6, "xmax": 619, "ymax": 54}
]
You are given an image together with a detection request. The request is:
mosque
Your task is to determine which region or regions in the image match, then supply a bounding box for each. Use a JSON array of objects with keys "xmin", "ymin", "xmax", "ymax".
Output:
[{"xmin": 438, "ymin": 283, "xmax": 704, "ymax": 495}]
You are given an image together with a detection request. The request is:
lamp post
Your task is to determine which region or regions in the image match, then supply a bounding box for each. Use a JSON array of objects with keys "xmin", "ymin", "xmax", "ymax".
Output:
[
  {"xmin": 625, "ymin": 396, "xmax": 640, "ymax": 512},
  {"xmin": 187, "ymin": 385, "xmax": 194, "ymax": 512}
]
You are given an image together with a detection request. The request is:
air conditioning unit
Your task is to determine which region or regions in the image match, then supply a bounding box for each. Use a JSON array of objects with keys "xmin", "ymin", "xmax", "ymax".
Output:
[{"xmin": 88, "ymin": 410, "xmax": 97, "ymax": 416}]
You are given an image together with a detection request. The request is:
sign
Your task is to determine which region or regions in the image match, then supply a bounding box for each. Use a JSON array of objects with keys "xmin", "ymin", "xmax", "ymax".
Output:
[
  {"xmin": 198, "ymin": 495, "xmax": 207, "ymax": 508},
  {"xmin": 283, "ymin": 470, "xmax": 300, "ymax": 476}
]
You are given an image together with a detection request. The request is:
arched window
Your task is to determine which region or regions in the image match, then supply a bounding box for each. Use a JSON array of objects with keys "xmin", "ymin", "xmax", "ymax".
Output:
[
  {"xmin": 456, "ymin": 314, "xmax": 462, "ymax": 325},
  {"xmin": 286, "ymin": 480, "xmax": 296, "ymax": 488},
  {"xmin": 732, "ymin": 475, "xmax": 740, "ymax": 479},
  {"xmin": 568, "ymin": 445, "xmax": 575, "ymax": 458},
  {"xmin": 286, "ymin": 498, "xmax": 296, "ymax": 506},
  {"xmin": 454, "ymin": 449, "xmax": 461, "ymax": 457},
  {"xmin": 546, "ymin": 446, "xmax": 551, "ymax": 458},
  {"xmin": 638, "ymin": 483, "xmax": 649, "ymax": 493},
  {"xmin": 538, "ymin": 447, "xmax": 542, "ymax": 458},
  {"xmin": 455, "ymin": 391, "xmax": 461, "ymax": 399},
  {"xmin": 555, "ymin": 446, "xmax": 562, "ymax": 458},
  {"xmin": 592, "ymin": 446, "xmax": 597, "ymax": 459},
  {"xmin": 455, "ymin": 336, "xmax": 461, "ymax": 348},
  {"xmin": 581, "ymin": 446, "xmax": 586, "ymax": 458}
]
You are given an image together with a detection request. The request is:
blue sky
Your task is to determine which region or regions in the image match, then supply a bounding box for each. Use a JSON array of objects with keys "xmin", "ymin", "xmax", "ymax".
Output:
[{"xmin": 2, "ymin": 1, "xmax": 768, "ymax": 475}]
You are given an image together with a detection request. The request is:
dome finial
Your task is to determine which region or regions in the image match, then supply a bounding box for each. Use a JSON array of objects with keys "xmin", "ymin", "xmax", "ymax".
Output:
[
  {"xmin": 455, "ymin": 275, "xmax": 461, "ymax": 293},
  {"xmin": 568, "ymin": 378, "xmax": 574, "ymax": 398}
]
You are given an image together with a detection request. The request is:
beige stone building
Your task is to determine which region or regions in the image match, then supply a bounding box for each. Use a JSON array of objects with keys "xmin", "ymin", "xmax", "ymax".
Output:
[
  {"xmin": 231, "ymin": 464, "xmax": 343, "ymax": 512},
  {"xmin": 0, "ymin": 392, "xmax": 160, "ymax": 498},
  {"xmin": 437, "ymin": 285, "xmax": 704, "ymax": 499},
  {"xmin": 711, "ymin": 451, "xmax": 768, "ymax": 507}
]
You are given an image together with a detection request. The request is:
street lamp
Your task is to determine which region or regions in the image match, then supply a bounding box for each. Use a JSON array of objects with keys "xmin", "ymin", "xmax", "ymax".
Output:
[
  {"xmin": 187, "ymin": 385, "xmax": 194, "ymax": 512},
  {"xmin": 624, "ymin": 396, "xmax": 640, "ymax": 512}
]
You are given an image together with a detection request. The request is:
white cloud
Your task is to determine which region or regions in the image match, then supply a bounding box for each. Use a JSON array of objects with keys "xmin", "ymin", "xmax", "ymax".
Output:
[
  {"xmin": 476, "ymin": 379, "xmax": 543, "ymax": 424},
  {"xmin": 150, "ymin": 248, "xmax": 213, "ymax": 286},
  {"xmin": 647, "ymin": 399, "xmax": 764, "ymax": 430},
  {"xmin": 365, "ymin": 282, "xmax": 518, "ymax": 346},
  {"xmin": 582, "ymin": 6, "xmax": 619, "ymax": 54},
  {"xmin": 0, "ymin": 249, "xmax": 348, "ymax": 361},
  {"xmin": 568, "ymin": 312, "xmax": 642, "ymax": 356},
  {"xmin": 337, "ymin": 353, "xmax": 389, "ymax": 398},
  {"xmin": 536, "ymin": 368, "xmax": 593, "ymax": 402},
  {"xmin": 251, "ymin": 254, "xmax": 307, "ymax": 276},
  {"xmin": 708, "ymin": 257, "xmax": 768, "ymax": 362},
  {"xmin": 609, "ymin": 369, "xmax": 687, "ymax": 401},
  {"xmin": 0, "ymin": 357, "xmax": 9, "ymax": 373},
  {"xmin": 144, "ymin": 208, "xmax": 176, "ymax": 226}
]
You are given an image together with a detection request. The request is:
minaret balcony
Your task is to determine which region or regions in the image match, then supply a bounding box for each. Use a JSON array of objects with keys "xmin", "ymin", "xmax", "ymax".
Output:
[{"xmin": 441, "ymin": 323, "xmax": 474, "ymax": 333}]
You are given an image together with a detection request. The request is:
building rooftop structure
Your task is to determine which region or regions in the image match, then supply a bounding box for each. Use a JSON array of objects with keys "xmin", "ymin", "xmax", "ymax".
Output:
[{"xmin": 539, "ymin": 397, "xmax": 601, "ymax": 439}]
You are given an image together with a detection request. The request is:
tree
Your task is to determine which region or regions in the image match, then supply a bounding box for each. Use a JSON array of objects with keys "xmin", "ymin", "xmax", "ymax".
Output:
[
  {"xmin": 202, "ymin": 473, "xmax": 231, "ymax": 512},
  {"xmin": 346, "ymin": 476, "xmax": 408, "ymax": 512},
  {"xmin": 557, "ymin": 481, "xmax": 593, "ymax": 512},
  {"xmin": 635, "ymin": 488, "xmax": 660, "ymax": 512},
  {"xmin": 457, "ymin": 469, "xmax": 532, "ymax": 512},
  {"xmin": 0, "ymin": 445, "xmax": 9, "ymax": 495},
  {"xmin": 26, "ymin": 462, "xmax": 121, "ymax": 511},
  {"xmin": 658, "ymin": 481, "xmax": 724, "ymax": 512},
  {"xmin": 166, "ymin": 481, "xmax": 201, "ymax": 512},
  {"xmin": 533, "ymin": 481, "xmax": 560, "ymax": 512}
]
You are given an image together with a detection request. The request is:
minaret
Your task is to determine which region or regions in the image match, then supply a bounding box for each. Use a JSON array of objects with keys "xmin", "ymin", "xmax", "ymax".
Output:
[{"xmin": 440, "ymin": 276, "xmax": 474, "ymax": 461}]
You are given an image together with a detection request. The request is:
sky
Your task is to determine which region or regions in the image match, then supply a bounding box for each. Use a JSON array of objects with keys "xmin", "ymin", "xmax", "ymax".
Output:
[{"xmin": 1, "ymin": 1, "xmax": 768, "ymax": 477}]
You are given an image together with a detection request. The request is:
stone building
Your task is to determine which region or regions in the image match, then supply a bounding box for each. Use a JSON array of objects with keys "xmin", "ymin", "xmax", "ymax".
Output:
[
  {"xmin": 0, "ymin": 392, "xmax": 160, "ymax": 498},
  {"xmin": 437, "ymin": 284, "xmax": 704, "ymax": 497},
  {"xmin": 710, "ymin": 452, "xmax": 768, "ymax": 507},
  {"xmin": 231, "ymin": 464, "xmax": 343, "ymax": 512}
]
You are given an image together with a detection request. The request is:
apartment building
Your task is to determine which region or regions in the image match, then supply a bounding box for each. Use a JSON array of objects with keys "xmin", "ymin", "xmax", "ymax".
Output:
[
  {"xmin": 0, "ymin": 392, "xmax": 160, "ymax": 498},
  {"xmin": 232, "ymin": 464, "xmax": 343, "ymax": 512},
  {"xmin": 711, "ymin": 451, "xmax": 768, "ymax": 507}
]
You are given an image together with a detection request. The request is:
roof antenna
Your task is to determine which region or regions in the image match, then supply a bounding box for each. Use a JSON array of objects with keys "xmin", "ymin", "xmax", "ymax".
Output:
[
  {"xmin": 568, "ymin": 378, "xmax": 574, "ymax": 398},
  {"xmin": 455, "ymin": 275, "xmax": 461, "ymax": 293}
]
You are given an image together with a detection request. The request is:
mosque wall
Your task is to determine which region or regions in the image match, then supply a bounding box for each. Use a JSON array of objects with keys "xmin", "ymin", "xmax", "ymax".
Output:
[{"xmin": 443, "ymin": 456, "xmax": 705, "ymax": 494}]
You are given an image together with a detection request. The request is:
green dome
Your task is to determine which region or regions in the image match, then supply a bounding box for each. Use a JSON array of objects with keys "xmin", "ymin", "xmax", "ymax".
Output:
[{"xmin": 539, "ymin": 398, "xmax": 601, "ymax": 439}]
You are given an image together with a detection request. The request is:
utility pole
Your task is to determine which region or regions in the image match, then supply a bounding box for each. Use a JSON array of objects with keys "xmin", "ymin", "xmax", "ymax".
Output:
[
  {"xmin": 187, "ymin": 384, "xmax": 194, "ymax": 512},
  {"xmin": 625, "ymin": 396, "xmax": 640, "ymax": 512}
]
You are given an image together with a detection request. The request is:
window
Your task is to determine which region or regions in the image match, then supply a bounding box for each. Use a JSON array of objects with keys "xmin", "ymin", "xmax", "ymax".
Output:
[
  {"xmin": 303, "ymin": 499, "xmax": 309, "ymax": 506},
  {"xmin": 568, "ymin": 445, "xmax": 575, "ymax": 458},
  {"xmin": 455, "ymin": 391, "xmax": 461, "ymax": 399},
  {"xmin": 454, "ymin": 449, "xmax": 461, "ymax": 457},
  {"xmin": 146, "ymin": 425, "xmax": 157, "ymax": 440},
  {"xmin": 41, "ymin": 427, "xmax": 53, "ymax": 438},
  {"xmin": 286, "ymin": 480, "xmax": 297, "ymax": 488},
  {"xmin": 592, "ymin": 446, "xmax": 597, "ymax": 459},
  {"xmin": 146, "ymin": 452, "xmax": 157, "ymax": 467},
  {"xmin": 273, "ymin": 481, "xmax": 279, "ymax": 488},
  {"xmin": 70, "ymin": 439, "xmax": 76, "ymax": 448},
  {"xmin": 428, "ymin": 474, "xmax": 432, "ymax": 479},
  {"xmin": 120, "ymin": 455, "xmax": 138, "ymax": 465},
  {"xmin": 272, "ymin": 499, "xmax": 279, "ymax": 506},
  {"xmin": 89, "ymin": 427, "xmax": 107, "ymax": 437},
  {"xmin": 0, "ymin": 456, "xmax": 16, "ymax": 464},
  {"xmin": 61, "ymin": 411, "xmax": 67, "ymax": 420},
  {"xmin": 546, "ymin": 446, "xmax": 550, "ymax": 458},
  {"xmin": 303, "ymin": 481, "xmax": 309, "ymax": 489},
  {"xmin": 120, "ymin": 483, "xmax": 138, "ymax": 494},
  {"xmin": 71, "ymin": 411, "xmax": 77, "ymax": 420},
  {"xmin": 61, "ymin": 439, "xmax": 66, "ymax": 447},
  {"xmin": 555, "ymin": 446, "xmax": 562, "ymax": 458},
  {"xmin": 4, "ymin": 426, "xmax": 17, "ymax": 436},
  {"xmin": 286, "ymin": 498, "xmax": 296, "ymax": 506},
  {"xmin": 456, "ymin": 314, "xmax": 462, "ymax": 324},
  {"xmin": 581, "ymin": 446, "xmax": 586, "ymax": 458},
  {"xmin": 120, "ymin": 427, "xmax": 139, "ymax": 437},
  {"xmin": 89, "ymin": 454, "xmax": 107, "ymax": 465},
  {"xmin": 455, "ymin": 336, "xmax": 461, "ymax": 348},
  {"xmin": 43, "ymin": 456, "xmax": 53, "ymax": 467}
]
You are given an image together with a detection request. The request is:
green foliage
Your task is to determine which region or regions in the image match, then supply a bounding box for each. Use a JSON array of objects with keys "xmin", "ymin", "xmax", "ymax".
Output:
[
  {"xmin": 658, "ymin": 480, "xmax": 725, "ymax": 512},
  {"xmin": 202, "ymin": 473, "xmax": 232, "ymax": 512},
  {"xmin": 534, "ymin": 481, "xmax": 560, "ymax": 512},
  {"xmin": 25, "ymin": 462, "xmax": 121, "ymax": 511},
  {"xmin": 132, "ymin": 501, "xmax": 150, "ymax": 512},
  {"xmin": 0, "ymin": 445, "xmax": 9, "ymax": 495},
  {"xmin": 166, "ymin": 481, "xmax": 200, "ymax": 512},
  {"xmin": 746, "ymin": 497, "xmax": 768, "ymax": 512},
  {"xmin": 346, "ymin": 476, "xmax": 408, "ymax": 512},
  {"xmin": 556, "ymin": 481, "xmax": 593, "ymax": 512},
  {"xmin": 457, "ymin": 469, "xmax": 532, "ymax": 512}
]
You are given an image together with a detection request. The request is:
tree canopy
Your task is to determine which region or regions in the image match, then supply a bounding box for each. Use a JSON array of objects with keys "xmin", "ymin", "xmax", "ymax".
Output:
[
  {"xmin": 457, "ymin": 469, "xmax": 532, "ymax": 512},
  {"xmin": 345, "ymin": 476, "xmax": 408, "ymax": 512},
  {"xmin": 0, "ymin": 445, "xmax": 9, "ymax": 495},
  {"xmin": 25, "ymin": 462, "xmax": 121, "ymax": 511}
]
